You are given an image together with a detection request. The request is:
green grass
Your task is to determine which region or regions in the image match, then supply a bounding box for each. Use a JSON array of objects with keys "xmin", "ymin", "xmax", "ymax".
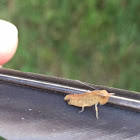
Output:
[
  {"xmin": 1, "ymin": 0, "xmax": 140, "ymax": 92},
  {"xmin": 0, "ymin": 136, "xmax": 6, "ymax": 140}
]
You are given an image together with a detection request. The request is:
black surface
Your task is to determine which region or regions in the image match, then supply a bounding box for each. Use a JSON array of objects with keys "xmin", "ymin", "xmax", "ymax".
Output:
[
  {"xmin": 0, "ymin": 68, "xmax": 140, "ymax": 140},
  {"xmin": 0, "ymin": 81, "xmax": 140, "ymax": 140}
]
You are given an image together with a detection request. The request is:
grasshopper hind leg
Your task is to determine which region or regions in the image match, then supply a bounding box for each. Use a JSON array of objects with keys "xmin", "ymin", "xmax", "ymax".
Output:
[{"xmin": 79, "ymin": 106, "xmax": 84, "ymax": 113}]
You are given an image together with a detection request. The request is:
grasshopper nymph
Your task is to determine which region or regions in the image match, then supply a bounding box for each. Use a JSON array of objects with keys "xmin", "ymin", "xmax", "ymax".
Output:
[{"xmin": 64, "ymin": 89, "xmax": 114, "ymax": 119}]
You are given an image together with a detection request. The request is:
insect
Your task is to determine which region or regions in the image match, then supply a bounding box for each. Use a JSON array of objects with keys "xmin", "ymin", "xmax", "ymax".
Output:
[{"xmin": 64, "ymin": 89, "xmax": 114, "ymax": 119}]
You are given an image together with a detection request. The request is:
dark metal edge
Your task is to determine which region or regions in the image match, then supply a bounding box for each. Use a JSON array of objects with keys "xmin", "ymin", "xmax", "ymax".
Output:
[{"xmin": 0, "ymin": 68, "xmax": 140, "ymax": 113}]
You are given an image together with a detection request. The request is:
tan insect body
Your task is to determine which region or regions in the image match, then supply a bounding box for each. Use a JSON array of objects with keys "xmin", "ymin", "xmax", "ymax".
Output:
[{"xmin": 64, "ymin": 90, "xmax": 114, "ymax": 119}]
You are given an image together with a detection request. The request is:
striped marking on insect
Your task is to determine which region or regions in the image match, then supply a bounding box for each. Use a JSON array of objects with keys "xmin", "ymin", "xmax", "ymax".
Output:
[{"xmin": 64, "ymin": 89, "xmax": 114, "ymax": 119}]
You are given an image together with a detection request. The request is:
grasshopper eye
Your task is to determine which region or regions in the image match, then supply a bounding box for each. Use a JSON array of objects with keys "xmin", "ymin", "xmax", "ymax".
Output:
[
  {"xmin": 100, "ymin": 93, "xmax": 106, "ymax": 97},
  {"xmin": 99, "ymin": 90, "xmax": 112, "ymax": 97},
  {"xmin": 100, "ymin": 92, "xmax": 108, "ymax": 97}
]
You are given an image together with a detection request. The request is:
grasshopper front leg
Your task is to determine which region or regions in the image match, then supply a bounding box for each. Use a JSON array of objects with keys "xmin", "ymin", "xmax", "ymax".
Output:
[{"xmin": 95, "ymin": 104, "xmax": 98, "ymax": 119}]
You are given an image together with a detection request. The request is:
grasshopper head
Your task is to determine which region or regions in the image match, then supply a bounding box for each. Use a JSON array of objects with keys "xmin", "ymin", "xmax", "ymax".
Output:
[{"xmin": 99, "ymin": 90, "xmax": 115, "ymax": 105}]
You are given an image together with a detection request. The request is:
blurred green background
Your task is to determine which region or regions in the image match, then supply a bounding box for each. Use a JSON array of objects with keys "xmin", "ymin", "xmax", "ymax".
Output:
[
  {"xmin": 0, "ymin": 136, "xmax": 6, "ymax": 140},
  {"xmin": 0, "ymin": 0, "xmax": 140, "ymax": 92}
]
